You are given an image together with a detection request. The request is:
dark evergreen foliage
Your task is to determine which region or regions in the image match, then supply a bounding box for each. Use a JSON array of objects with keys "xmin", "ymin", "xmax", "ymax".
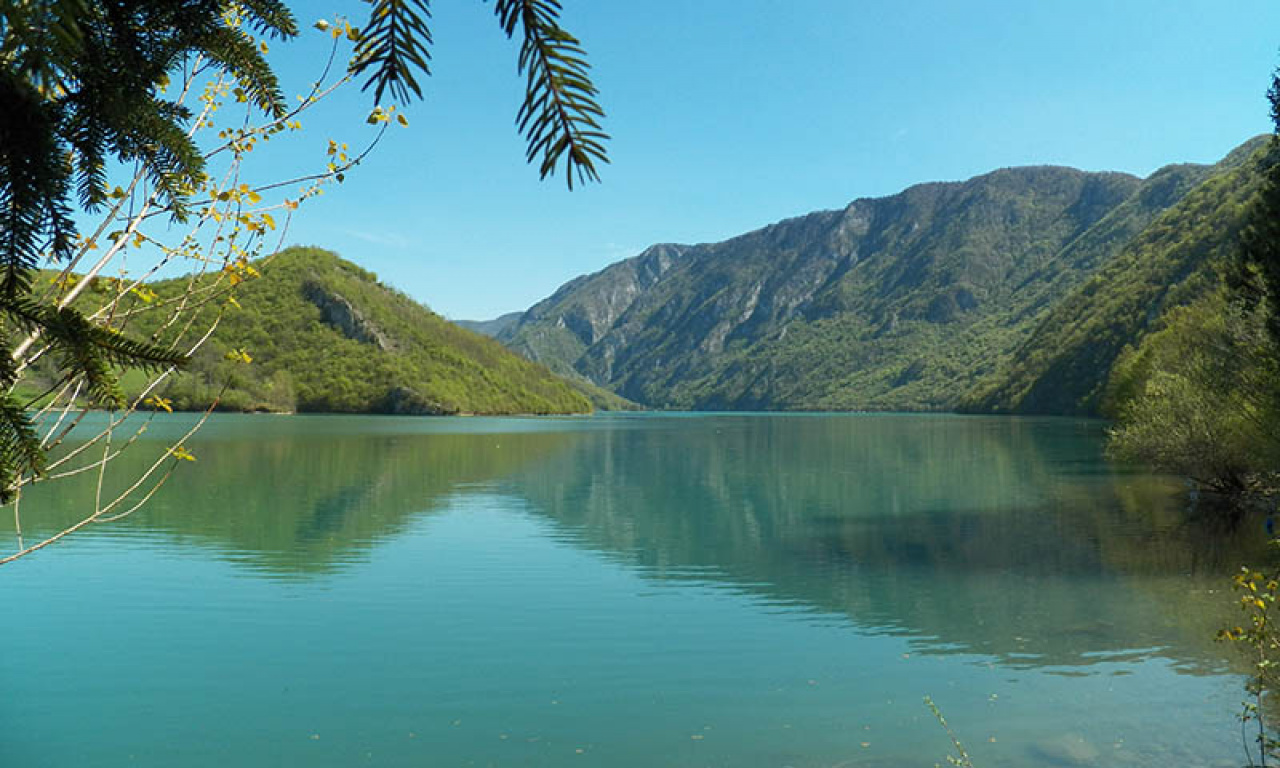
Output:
[
  {"xmin": 351, "ymin": 0, "xmax": 434, "ymax": 104},
  {"xmin": 0, "ymin": 0, "xmax": 295, "ymax": 500}
]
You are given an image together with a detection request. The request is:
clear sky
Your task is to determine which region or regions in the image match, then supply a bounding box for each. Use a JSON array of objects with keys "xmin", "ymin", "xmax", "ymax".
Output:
[{"xmin": 253, "ymin": 0, "xmax": 1280, "ymax": 321}]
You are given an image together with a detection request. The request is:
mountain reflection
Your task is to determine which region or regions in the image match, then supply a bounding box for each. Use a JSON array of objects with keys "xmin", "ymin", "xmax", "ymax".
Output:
[
  {"xmin": 8, "ymin": 415, "xmax": 580, "ymax": 576},
  {"xmin": 9, "ymin": 413, "xmax": 1269, "ymax": 676},
  {"xmin": 502, "ymin": 414, "xmax": 1271, "ymax": 673}
]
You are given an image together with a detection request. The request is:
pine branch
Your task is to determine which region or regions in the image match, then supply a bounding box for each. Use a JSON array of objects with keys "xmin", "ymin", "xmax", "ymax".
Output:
[
  {"xmin": 4, "ymin": 296, "xmax": 188, "ymax": 408},
  {"xmin": 234, "ymin": 0, "xmax": 298, "ymax": 39},
  {"xmin": 351, "ymin": 0, "xmax": 434, "ymax": 105},
  {"xmin": 0, "ymin": 394, "xmax": 45, "ymax": 502},
  {"xmin": 200, "ymin": 24, "xmax": 289, "ymax": 118},
  {"xmin": 350, "ymin": 0, "xmax": 608, "ymax": 186},
  {"xmin": 0, "ymin": 0, "xmax": 293, "ymax": 516},
  {"xmin": 493, "ymin": 0, "xmax": 608, "ymax": 188},
  {"xmin": 0, "ymin": 71, "xmax": 75, "ymax": 294}
]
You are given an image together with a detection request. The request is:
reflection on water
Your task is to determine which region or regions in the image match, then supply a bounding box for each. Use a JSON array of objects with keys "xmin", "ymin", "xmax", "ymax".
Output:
[
  {"xmin": 1, "ymin": 413, "xmax": 1269, "ymax": 768},
  {"xmin": 13, "ymin": 414, "xmax": 582, "ymax": 575},
  {"xmin": 510, "ymin": 414, "xmax": 1269, "ymax": 671}
]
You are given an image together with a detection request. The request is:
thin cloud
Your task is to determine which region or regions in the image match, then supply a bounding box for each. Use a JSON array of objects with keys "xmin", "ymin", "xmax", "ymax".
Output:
[{"xmin": 341, "ymin": 228, "xmax": 411, "ymax": 249}]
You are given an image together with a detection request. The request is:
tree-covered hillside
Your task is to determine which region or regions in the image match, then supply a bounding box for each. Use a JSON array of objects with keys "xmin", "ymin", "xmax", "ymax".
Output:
[
  {"xmin": 493, "ymin": 138, "xmax": 1266, "ymax": 412},
  {"xmin": 88, "ymin": 248, "xmax": 593, "ymax": 415},
  {"xmin": 967, "ymin": 138, "xmax": 1269, "ymax": 415}
]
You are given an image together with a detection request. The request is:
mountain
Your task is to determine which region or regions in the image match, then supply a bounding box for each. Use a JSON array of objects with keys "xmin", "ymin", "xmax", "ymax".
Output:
[
  {"xmin": 495, "ymin": 137, "xmax": 1267, "ymax": 412},
  {"xmin": 965, "ymin": 138, "xmax": 1269, "ymax": 414},
  {"xmin": 105, "ymin": 247, "xmax": 592, "ymax": 415},
  {"xmin": 456, "ymin": 310, "xmax": 638, "ymax": 411},
  {"xmin": 455, "ymin": 311, "xmax": 523, "ymax": 338}
]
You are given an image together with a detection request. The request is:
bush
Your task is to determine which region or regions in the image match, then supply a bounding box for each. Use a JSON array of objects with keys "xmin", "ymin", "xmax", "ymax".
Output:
[{"xmin": 1106, "ymin": 289, "xmax": 1280, "ymax": 493}]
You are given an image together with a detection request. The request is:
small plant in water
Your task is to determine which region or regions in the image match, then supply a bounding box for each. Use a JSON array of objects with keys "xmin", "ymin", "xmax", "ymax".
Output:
[
  {"xmin": 924, "ymin": 695, "xmax": 975, "ymax": 768},
  {"xmin": 1219, "ymin": 539, "xmax": 1280, "ymax": 767}
]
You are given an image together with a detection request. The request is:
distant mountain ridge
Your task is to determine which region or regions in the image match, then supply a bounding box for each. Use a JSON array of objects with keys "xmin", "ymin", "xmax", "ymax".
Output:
[
  {"xmin": 455, "ymin": 311, "xmax": 523, "ymax": 338},
  {"xmin": 484, "ymin": 136, "xmax": 1269, "ymax": 413}
]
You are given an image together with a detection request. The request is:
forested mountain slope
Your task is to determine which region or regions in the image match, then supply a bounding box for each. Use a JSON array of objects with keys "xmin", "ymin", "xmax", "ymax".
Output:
[
  {"xmin": 494, "ymin": 138, "xmax": 1265, "ymax": 411},
  {"xmin": 967, "ymin": 140, "xmax": 1268, "ymax": 415},
  {"xmin": 102, "ymin": 248, "xmax": 593, "ymax": 415}
]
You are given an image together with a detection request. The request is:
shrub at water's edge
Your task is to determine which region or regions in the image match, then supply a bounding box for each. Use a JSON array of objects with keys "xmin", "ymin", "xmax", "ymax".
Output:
[
  {"xmin": 1103, "ymin": 132, "xmax": 1280, "ymax": 498},
  {"xmin": 1105, "ymin": 290, "xmax": 1280, "ymax": 495}
]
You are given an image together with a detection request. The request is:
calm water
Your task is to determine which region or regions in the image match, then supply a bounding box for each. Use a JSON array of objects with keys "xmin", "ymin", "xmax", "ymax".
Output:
[{"xmin": 1, "ymin": 413, "xmax": 1269, "ymax": 767}]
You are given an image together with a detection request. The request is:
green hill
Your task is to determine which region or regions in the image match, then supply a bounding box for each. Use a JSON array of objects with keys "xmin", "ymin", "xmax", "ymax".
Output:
[
  {"xmin": 965, "ymin": 142, "xmax": 1267, "ymax": 415},
  {"xmin": 490, "ymin": 138, "xmax": 1266, "ymax": 412},
  {"xmin": 99, "ymin": 247, "xmax": 592, "ymax": 415}
]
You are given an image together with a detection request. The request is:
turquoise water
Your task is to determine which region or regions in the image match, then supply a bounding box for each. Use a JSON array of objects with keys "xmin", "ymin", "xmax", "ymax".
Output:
[{"xmin": 0, "ymin": 413, "xmax": 1264, "ymax": 767}]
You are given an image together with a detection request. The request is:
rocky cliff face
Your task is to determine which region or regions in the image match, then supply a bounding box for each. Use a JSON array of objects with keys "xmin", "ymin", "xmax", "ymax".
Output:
[
  {"xmin": 495, "ymin": 138, "xmax": 1263, "ymax": 412},
  {"xmin": 502, "ymin": 244, "xmax": 681, "ymax": 377},
  {"xmin": 302, "ymin": 280, "xmax": 395, "ymax": 351}
]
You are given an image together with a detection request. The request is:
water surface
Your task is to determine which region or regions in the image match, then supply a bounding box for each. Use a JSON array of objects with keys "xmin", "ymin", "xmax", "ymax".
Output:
[{"xmin": 0, "ymin": 413, "xmax": 1264, "ymax": 767}]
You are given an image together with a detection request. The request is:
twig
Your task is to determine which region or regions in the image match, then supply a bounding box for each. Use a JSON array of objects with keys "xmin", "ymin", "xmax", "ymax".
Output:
[{"xmin": 924, "ymin": 696, "xmax": 975, "ymax": 768}]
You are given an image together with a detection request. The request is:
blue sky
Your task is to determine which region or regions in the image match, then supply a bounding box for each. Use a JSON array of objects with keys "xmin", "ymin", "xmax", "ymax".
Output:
[{"xmin": 254, "ymin": 0, "xmax": 1280, "ymax": 320}]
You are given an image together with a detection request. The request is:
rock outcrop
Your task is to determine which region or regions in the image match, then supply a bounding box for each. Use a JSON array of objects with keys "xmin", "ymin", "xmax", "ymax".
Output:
[{"xmin": 302, "ymin": 280, "xmax": 395, "ymax": 351}]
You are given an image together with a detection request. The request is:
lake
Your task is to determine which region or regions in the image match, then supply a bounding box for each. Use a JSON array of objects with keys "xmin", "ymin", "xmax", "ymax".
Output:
[{"xmin": 0, "ymin": 412, "xmax": 1267, "ymax": 767}]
